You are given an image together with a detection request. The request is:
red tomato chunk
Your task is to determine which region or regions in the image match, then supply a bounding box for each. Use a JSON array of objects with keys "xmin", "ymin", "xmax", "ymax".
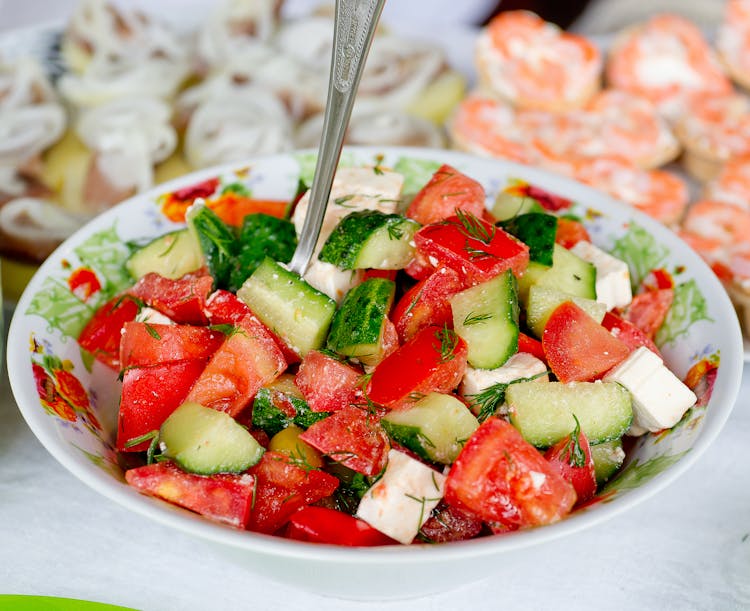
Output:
[
  {"xmin": 128, "ymin": 271, "xmax": 213, "ymax": 325},
  {"xmin": 406, "ymin": 164, "xmax": 487, "ymax": 226},
  {"xmin": 78, "ymin": 295, "xmax": 140, "ymax": 370},
  {"xmin": 445, "ymin": 418, "xmax": 577, "ymax": 531},
  {"xmin": 295, "ymin": 350, "xmax": 363, "ymax": 413},
  {"xmin": 119, "ymin": 322, "xmax": 224, "ymax": 369}
]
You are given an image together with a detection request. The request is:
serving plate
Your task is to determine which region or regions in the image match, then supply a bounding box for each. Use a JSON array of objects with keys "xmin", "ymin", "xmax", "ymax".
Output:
[{"xmin": 6, "ymin": 147, "xmax": 744, "ymax": 599}]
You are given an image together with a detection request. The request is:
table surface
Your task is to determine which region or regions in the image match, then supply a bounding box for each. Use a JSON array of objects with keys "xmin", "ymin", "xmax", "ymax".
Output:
[{"xmin": 1, "ymin": 2, "xmax": 749, "ymax": 609}]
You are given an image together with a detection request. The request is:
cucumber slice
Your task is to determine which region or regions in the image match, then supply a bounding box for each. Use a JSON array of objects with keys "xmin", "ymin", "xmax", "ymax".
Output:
[
  {"xmin": 187, "ymin": 203, "xmax": 237, "ymax": 289},
  {"xmin": 237, "ymin": 257, "xmax": 336, "ymax": 357},
  {"xmin": 159, "ymin": 401, "xmax": 264, "ymax": 475},
  {"xmin": 125, "ymin": 229, "xmax": 203, "ymax": 280},
  {"xmin": 506, "ymin": 380, "xmax": 633, "ymax": 448},
  {"xmin": 318, "ymin": 210, "xmax": 419, "ymax": 270},
  {"xmin": 517, "ymin": 243, "xmax": 597, "ymax": 305},
  {"xmin": 591, "ymin": 438, "xmax": 626, "ymax": 486},
  {"xmin": 381, "ymin": 392, "xmax": 479, "ymax": 464},
  {"xmin": 326, "ymin": 277, "xmax": 396, "ymax": 366},
  {"xmin": 450, "ymin": 269, "xmax": 519, "ymax": 369},
  {"xmin": 491, "ymin": 191, "xmax": 544, "ymax": 221},
  {"xmin": 500, "ymin": 212, "xmax": 557, "ymax": 267},
  {"xmin": 525, "ymin": 285, "xmax": 607, "ymax": 338}
]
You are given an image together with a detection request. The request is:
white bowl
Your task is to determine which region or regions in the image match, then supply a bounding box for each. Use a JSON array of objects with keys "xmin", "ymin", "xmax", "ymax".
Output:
[{"xmin": 6, "ymin": 147, "xmax": 744, "ymax": 599}]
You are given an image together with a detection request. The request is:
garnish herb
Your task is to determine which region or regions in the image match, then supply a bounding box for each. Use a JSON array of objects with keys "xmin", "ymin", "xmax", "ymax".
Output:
[
  {"xmin": 144, "ymin": 323, "xmax": 161, "ymax": 340},
  {"xmin": 387, "ymin": 223, "xmax": 404, "ymax": 241},
  {"xmin": 435, "ymin": 325, "xmax": 458, "ymax": 363},
  {"xmin": 561, "ymin": 415, "xmax": 587, "ymax": 468},
  {"xmin": 124, "ymin": 430, "xmax": 160, "ymax": 464},
  {"xmin": 453, "ymin": 209, "xmax": 495, "ymax": 245},
  {"xmin": 463, "ymin": 311, "xmax": 493, "ymax": 326}
]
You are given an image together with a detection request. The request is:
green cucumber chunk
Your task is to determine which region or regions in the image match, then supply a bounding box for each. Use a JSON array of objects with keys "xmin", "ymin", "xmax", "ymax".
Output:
[
  {"xmin": 229, "ymin": 213, "xmax": 297, "ymax": 292},
  {"xmin": 252, "ymin": 374, "xmax": 329, "ymax": 437},
  {"xmin": 237, "ymin": 257, "xmax": 336, "ymax": 357},
  {"xmin": 591, "ymin": 438, "xmax": 626, "ymax": 486},
  {"xmin": 506, "ymin": 380, "xmax": 633, "ymax": 448},
  {"xmin": 326, "ymin": 277, "xmax": 396, "ymax": 366},
  {"xmin": 450, "ymin": 269, "xmax": 519, "ymax": 369},
  {"xmin": 525, "ymin": 285, "xmax": 607, "ymax": 338},
  {"xmin": 500, "ymin": 212, "xmax": 557, "ymax": 267},
  {"xmin": 319, "ymin": 210, "xmax": 419, "ymax": 270},
  {"xmin": 187, "ymin": 203, "xmax": 236, "ymax": 289},
  {"xmin": 160, "ymin": 401, "xmax": 264, "ymax": 475},
  {"xmin": 125, "ymin": 229, "xmax": 204, "ymax": 280},
  {"xmin": 381, "ymin": 392, "xmax": 479, "ymax": 464},
  {"xmin": 491, "ymin": 191, "xmax": 545, "ymax": 221},
  {"xmin": 517, "ymin": 243, "xmax": 597, "ymax": 305}
]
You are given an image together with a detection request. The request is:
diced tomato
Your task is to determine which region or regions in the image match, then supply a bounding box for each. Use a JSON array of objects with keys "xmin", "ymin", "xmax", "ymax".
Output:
[
  {"xmin": 185, "ymin": 314, "xmax": 286, "ymax": 417},
  {"xmin": 295, "ymin": 350, "xmax": 364, "ymax": 413},
  {"xmin": 523, "ymin": 184, "xmax": 573, "ymax": 212},
  {"xmin": 366, "ymin": 325, "xmax": 468, "ymax": 409},
  {"xmin": 404, "ymin": 248, "xmax": 436, "ymax": 281},
  {"xmin": 414, "ymin": 215, "xmax": 529, "ymax": 286},
  {"xmin": 78, "ymin": 295, "xmax": 140, "ymax": 370},
  {"xmin": 601, "ymin": 311, "xmax": 661, "ymax": 358},
  {"xmin": 445, "ymin": 417, "xmax": 576, "ymax": 531},
  {"xmin": 418, "ymin": 501, "xmax": 484, "ymax": 543},
  {"xmin": 299, "ymin": 405, "xmax": 390, "ymax": 476},
  {"xmin": 544, "ymin": 422, "xmax": 597, "ymax": 505},
  {"xmin": 622, "ymin": 288, "xmax": 674, "ymax": 339},
  {"xmin": 518, "ymin": 332, "xmax": 547, "ymax": 363},
  {"xmin": 205, "ymin": 289, "xmax": 251, "ymax": 324},
  {"xmin": 173, "ymin": 177, "xmax": 220, "ymax": 201},
  {"xmin": 125, "ymin": 461, "xmax": 255, "ymax": 528},
  {"xmin": 405, "ymin": 164, "xmax": 487, "ymax": 226},
  {"xmin": 119, "ymin": 322, "xmax": 224, "ymax": 369},
  {"xmin": 391, "ymin": 266, "xmax": 463, "ymax": 343},
  {"xmin": 205, "ymin": 290, "xmax": 301, "ymax": 364},
  {"xmin": 284, "ymin": 506, "xmax": 396, "ymax": 546},
  {"xmin": 554, "ymin": 217, "xmax": 590, "ymax": 249},
  {"xmin": 208, "ymin": 194, "xmax": 287, "ymax": 227},
  {"xmin": 542, "ymin": 301, "xmax": 630, "ymax": 383},
  {"xmin": 118, "ymin": 359, "xmax": 207, "ymax": 451},
  {"xmin": 246, "ymin": 451, "xmax": 339, "ymax": 534},
  {"xmin": 128, "ymin": 271, "xmax": 214, "ymax": 325}
]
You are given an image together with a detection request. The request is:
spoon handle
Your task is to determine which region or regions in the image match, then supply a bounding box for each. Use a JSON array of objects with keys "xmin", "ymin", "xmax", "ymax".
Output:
[{"xmin": 288, "ymin": 0, "xmax": 386, "ymax": 276}]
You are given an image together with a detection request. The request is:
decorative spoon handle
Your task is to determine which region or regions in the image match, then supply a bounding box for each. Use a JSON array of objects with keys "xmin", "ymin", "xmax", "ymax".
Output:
[{"xmin": 288, "ymin": 0, "xmax": 386, "ymax": 276}]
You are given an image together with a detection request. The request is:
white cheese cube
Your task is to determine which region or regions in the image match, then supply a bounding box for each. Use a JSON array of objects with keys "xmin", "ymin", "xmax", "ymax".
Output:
[
  {"xmin": 356, "ymin": 449, "xmax": 446, "ymax": 544},
  {"xmin": 134, "ymin": 307, "xmax": 174, "ymax": 325},
  {"xmin": 603, "ymin": 346, "xmax": 697, "ymax": 433},
  {"xmin": 292, "ymin": 167, "xmax": 404, "ymax": 248},
  {"xmin": 570, "ymin": 240, "xmax": 632, "ymax": 311},
  {"xmin": 303, "ymin": 259, "xmax": 362, "ymax": 304},
  {"xmin": 460, "ymin": 352, "xmax": 548, "ymax": 398}
]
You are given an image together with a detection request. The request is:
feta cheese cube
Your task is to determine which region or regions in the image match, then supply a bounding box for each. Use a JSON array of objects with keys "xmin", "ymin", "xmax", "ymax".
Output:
[
  {"xmin": 134, "ymin": 307, "xmax": 174, "ymax": 325},
  {"xmin": 292, "ymin": 167, "xmax": 404, "ymax": 248},
  {"xmin": 570, "ymin": 240, "xmax": 632, "ymax": 311},
  {"xmin": 356, "ymin": 449, "xmax": 446, "ymax": 544},
  {"xmin": 303, "ymin": 259, "xmax": 363, "ymax": 304},
  {"xmin": 603, "ymin": 346, "xmax": 697, "ymax": 433},
  {"xmin": 460, "ymin": 352, "xmax": 548, "ymax": 399}
]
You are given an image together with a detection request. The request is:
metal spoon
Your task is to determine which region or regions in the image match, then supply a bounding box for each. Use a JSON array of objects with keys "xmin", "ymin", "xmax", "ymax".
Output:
[{"xmin": 288, "ymin": 0, "xmax": 387, "ymax": 276}]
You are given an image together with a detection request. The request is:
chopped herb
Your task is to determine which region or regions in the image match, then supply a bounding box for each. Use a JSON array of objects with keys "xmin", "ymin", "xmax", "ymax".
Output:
[
  {"xmin": 453, "ymin": 209, "xmax": 495, "ymax": 245},
  {"xmin": 404, "ymin": 287, "xmax": 424, "ymax": 317},
  {"xmin": 463, "ymin": 311, "xmax": 493, "ymax": 326},
  {"xmin": 387, "ymin": 223, "xmax": 404, "ymax": 240},
  {"xmin": 334, "ymin": 194, "xmax": 357, "ymax": 208},
  {"xmin": 407, "ymin": 391, "xmax": 426, "ymax": 402},
  {"xmin": 464, "ymin": 240, "xmax": 498, "ymax": 260},
  {"xmin": 124, "ymin": 430, "xmax": 160, "ymax": 464},
  {"xmin": 561, "ymin": 415, "xmax": 587, "ymax": 468},
  {"xmin": 144, "ymin": 323, "xmax": 161, "ymax": 340},
  {"xmin": 435, "ymin": 325, "xmax": 458, "ymax": 363}
]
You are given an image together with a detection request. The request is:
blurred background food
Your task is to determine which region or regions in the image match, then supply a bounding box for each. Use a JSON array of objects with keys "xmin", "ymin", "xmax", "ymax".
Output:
[{"xmin": 3, "ymin": 0, "xmax": 749, "ymax": 338}]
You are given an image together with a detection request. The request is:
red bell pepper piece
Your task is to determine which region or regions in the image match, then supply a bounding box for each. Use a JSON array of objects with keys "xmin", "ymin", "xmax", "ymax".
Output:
[
  {"xmin": 78, "ymin": 295, "xmax": 140, "ymax": 370},
  {"xmin": 367, "ymin": 324, "xmax": 468, "ymax": 410},
  {"xmin": 413, "ymin": 213, "xmax": 529, "ymax": 286},
  {"xmin": 285, "ymin": 506, "xmax": 396, "ymax": 546}
]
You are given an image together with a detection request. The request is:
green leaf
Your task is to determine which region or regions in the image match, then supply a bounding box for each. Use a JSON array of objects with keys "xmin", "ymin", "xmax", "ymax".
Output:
[
  {"xmin": 655, "ymin": 279, "xmax": 713, "ymax": 346},
  {"xmin": 393, "ymin": 157, "xmax": 442, "ymax": 195},
  {"xmin": 221, "ymin": 181, "xmax": 251, "ymax": 196},
  {"xmin": 609, "ymin": 223, "xmax": 669, "ymax": 289}
]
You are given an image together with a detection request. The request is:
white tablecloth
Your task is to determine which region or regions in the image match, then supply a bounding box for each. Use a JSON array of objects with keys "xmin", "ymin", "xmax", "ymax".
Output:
[{"xmin": 1, "ymin": 304, "xmax": 748, "ymax": 611}]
